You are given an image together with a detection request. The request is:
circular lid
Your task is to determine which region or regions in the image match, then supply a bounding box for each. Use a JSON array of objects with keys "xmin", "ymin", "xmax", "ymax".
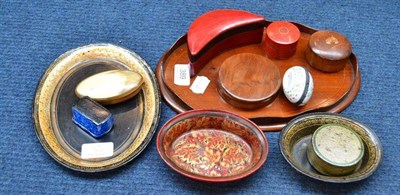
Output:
[
  {"xmin": 309, "ymin": 30, "xmax": 352, "ymax": 60},
  {"xmin": 218, "ymin": 53, "xmax": 281, "ymax": 102},
  {"xmin": 266, "ymin": 21, "xmax": 300, "ymax": 45},
  {"xmin": 312, "ymin": 124, "xmax": 364, "ymax": 167}
]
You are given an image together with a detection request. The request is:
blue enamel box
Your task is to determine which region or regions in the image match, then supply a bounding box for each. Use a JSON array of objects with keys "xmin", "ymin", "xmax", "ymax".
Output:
[{"xmin": 72, "ymin": 97, "xmax": 114, "ymax": 138}]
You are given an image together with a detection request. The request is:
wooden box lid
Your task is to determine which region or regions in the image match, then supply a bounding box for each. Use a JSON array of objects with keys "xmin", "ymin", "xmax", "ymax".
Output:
[
  {"xmin": 217, "ymin": 53, "xmax": 281, "ymax": 110},
  {"xmin": 266, "ymin": 21, "xmax": 300, "ymax": 47},
  {"xmin": 308, "ymin": 30, "xmax": 352, "ymax": 60}
]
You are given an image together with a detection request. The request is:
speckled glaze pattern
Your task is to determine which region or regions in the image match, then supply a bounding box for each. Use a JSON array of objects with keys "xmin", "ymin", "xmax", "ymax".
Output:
[
  {"xmin": 282, "ymin": 66, "xmax": 314, "ymax": 106},
  {"xmin": 157, "ymin": 110, "xmax": 268, "ymax": 182},
  {"xmin": 307, "ymin": 124, "xmax": 365, "ymax": 176},
  {"xmin": 313, "ymin": 124, "xmax": 364, "ymax": 165}
]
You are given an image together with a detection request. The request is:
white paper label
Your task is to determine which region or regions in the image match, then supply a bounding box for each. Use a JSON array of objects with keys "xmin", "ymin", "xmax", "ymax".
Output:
[
  {"xmin": 190, "ymin": 76, "xmax": 210, "ymax": 94},
  {"xmin": 81, "ymin": 142, "xmax": 114, "ymax": 159},
  {"xmin": 174, "ymin": 64, "xmax": 190, "ymax": 86}
]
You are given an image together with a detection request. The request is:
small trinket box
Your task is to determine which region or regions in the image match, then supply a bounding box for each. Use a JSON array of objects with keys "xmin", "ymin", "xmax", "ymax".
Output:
[
  {"xmin": 282, "ymin": 66, "xmax": 314, "ymax": 106},
  {"xmin": 264, "ymin": 21, "xmax": 300, "ymax": 59},
  {"xmin": 305, "ymin": 30, "xmax": 352, "ymax": 72},
  {"xmin": 72, "ymin": 97, "xmax": 114, "ymax": 138},
  {"xmin": 187, "ymin": 9, "xmax": 266, "ymax": 76},
  {"xmin": 307, "ymin": 124, "xmax": 364, "ymax": 176},
  {"xmin": 217, "ymin": 53, "xmax": 281, "ymax": 110},
  {"xmin": 75, "ymin": 70, "xmax": 143, "ymax": 105}
]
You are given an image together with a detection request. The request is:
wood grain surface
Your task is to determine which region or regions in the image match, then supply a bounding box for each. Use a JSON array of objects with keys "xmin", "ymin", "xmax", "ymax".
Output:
[
  {"xmin": 217, "ymin": 53, "xmax": 281, "ymax": 109},
  {"xmin": 305, "ymin": 30, "xmax": 352, "ymax": 72}
]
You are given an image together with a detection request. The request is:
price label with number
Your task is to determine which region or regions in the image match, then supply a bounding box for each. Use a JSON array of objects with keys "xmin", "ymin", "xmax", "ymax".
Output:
[
  {"xmin": 81, "ymin": 142, "xmax": 114, "ymax": 159},
  {"xmin": 174, "ymin": 64, "xmax": 190, "ymax": 86}
]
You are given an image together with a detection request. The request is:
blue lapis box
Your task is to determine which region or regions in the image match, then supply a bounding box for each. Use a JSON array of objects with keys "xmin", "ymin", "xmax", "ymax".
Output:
[{"xmin": 72, "ymin": 97, "xmax": 114, "ymax": 138}]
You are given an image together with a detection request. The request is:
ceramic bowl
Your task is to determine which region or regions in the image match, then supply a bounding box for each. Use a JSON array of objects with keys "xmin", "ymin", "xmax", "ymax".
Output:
[
  {"xmin": 157, "ymin": 109, "xmax": 268, "ymax": 182},
  {"xmin": 279, "ymin": 112, "xmax": 382, "ymax": 183}
]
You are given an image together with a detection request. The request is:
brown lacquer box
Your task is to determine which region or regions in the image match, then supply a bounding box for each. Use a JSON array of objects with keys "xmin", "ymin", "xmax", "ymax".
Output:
[
  {"xmin": 305, "ymin": 30, "xmax": 352, "ymax": 72},
  {"xmin": 264, "ymin": 21, "xmax": 300, "ymax": 59},
  {"xmin": 217, "ymin": 53, "xmax": 281, "ymax": 110}
]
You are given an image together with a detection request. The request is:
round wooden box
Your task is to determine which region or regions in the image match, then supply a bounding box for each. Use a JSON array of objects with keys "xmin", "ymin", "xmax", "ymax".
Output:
[
  {"xmin": 217, "ymin": 53, "xmax": 281, "ymax": 110},
  {"xmin": 264, "ymin": 21, "xmax": 300, "ymax": 59},
  {"xmin": 305, "ymin": 30, "xmax": 352, "ymax": 72}
]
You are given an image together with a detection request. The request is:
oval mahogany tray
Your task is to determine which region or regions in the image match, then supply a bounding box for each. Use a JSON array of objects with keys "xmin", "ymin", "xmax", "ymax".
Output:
[{"xmin": 156, "ymin": 21, "xmax": 360, "ymax": 131}]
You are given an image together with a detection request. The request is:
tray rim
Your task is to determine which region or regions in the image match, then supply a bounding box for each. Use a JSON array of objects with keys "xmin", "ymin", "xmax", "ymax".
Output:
[
  {"xmin": 33, "ymin": 43, "xmax": 161, "ymax": 172},
  {"xmin": 156, "ymin": 20, "xmax": 361, "ymax": 131}
]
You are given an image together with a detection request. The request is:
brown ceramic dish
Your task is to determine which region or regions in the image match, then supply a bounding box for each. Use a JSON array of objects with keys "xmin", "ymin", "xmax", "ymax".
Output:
[
  {"xmin": 156, "ymin": 20, "xmax": 361, "ymax": 131},
  {"xmin": 279, "ymin": 113, "xmax": 382, "ymax": 183},
  {"xmin": 33, "ymin": 44, "xmax": 160, "ymax": 172},
  {"xmin": 156, "ymin": 109, "xmax": 268, "ymax": 182}
]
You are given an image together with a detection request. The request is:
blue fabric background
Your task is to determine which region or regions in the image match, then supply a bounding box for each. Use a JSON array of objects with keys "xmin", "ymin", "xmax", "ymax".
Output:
[{"xmin": 1, "ymin": 0, "xmax": 399, "ymax": 194}]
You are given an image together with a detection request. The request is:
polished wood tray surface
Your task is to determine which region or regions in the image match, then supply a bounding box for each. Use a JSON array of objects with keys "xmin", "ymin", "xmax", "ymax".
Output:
[{"xmin": 156, "ymin": 21, "xmax": 360, "ymax": 131}]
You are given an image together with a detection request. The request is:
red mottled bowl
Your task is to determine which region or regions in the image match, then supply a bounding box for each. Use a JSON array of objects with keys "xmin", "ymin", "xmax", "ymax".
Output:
[{"xmin": 156, "ymin": 109, "xmax": 268, "ymax": 182}]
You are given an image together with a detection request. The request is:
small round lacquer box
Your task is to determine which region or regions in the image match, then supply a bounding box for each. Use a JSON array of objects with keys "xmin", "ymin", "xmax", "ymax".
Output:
[
  {"xmin": 305, "ymin": 30, "xmax": 352, "ymax": 72},
  {"xmin": 307, "ymin": 124, "xmax": 364, "ymax": 176},
  {"xmin": 264, "ymin": 21, "xmax": 300, "ymax": 59}
]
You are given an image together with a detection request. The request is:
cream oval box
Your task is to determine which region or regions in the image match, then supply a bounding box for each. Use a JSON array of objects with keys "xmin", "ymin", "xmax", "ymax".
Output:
[
  {"xmin": 75, "ymin": 70, "xmax": 144, "ymax": 105},
  {"xmin": 307, "ymin": 124, "xmax": 364, "ymax": 176}
]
